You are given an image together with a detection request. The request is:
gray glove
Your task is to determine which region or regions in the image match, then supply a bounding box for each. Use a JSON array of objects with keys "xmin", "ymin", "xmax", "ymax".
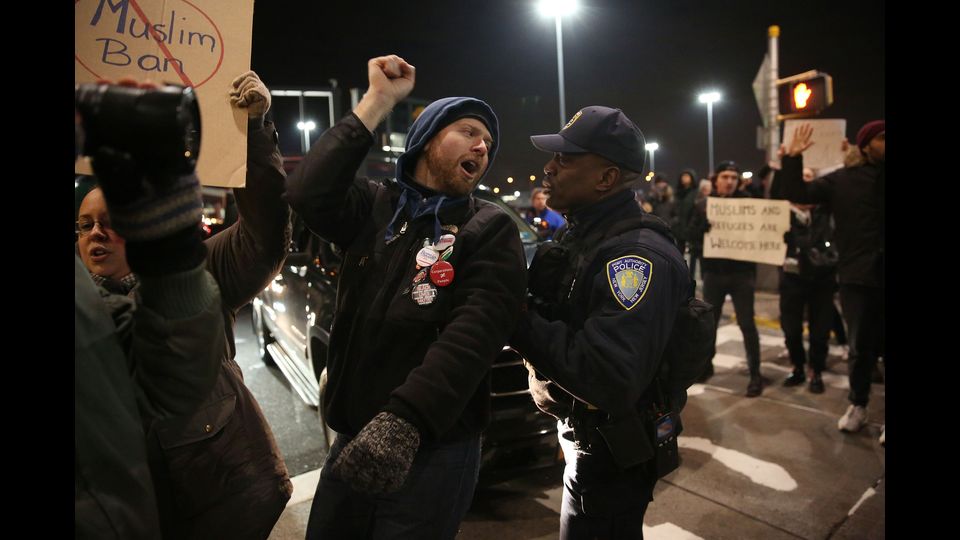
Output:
[
  {"xmin": 331, "ymin": 411, "xmax": 420, "ymax": 495},
  {"xmin": 230, "ymin": 70, "xmax": 271, "ymax": 119}
]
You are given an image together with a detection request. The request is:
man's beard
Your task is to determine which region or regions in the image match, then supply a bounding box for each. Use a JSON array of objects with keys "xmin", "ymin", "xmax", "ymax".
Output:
[{"xmin": 423, "ymin": 146, "xmax": 477, "ymax": 197}]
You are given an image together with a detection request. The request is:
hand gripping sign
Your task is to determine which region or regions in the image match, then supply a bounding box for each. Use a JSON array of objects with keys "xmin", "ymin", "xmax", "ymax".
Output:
[{"xmin": 75, "ymin": 0, "xmax": 254, "ymax": 188}]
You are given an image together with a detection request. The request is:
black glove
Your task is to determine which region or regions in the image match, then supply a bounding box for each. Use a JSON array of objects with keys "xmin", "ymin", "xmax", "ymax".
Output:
[
  {"xmin": 91, "ymin": 146, "xmax": 205, "ymax": 276},
  {"xmin": 331, "ymin": 411, "xmax": 420, "ymax": 495}
]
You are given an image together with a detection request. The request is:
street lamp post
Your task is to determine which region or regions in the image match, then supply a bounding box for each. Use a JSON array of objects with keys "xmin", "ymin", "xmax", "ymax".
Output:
[
  {"xmin": 698, "ymin": 91, "xmax": 721, "ymax": 173},
  {"xmin": 538, "ymin": 0, "xmax": 579, "ymax": 127},
  {"xmin": 645, "ymin": 142, "xmax": 659, "ymax": 173},
  {"xmin": 296, "ymin": 121, "xmax": 316, "ymax": 154}
]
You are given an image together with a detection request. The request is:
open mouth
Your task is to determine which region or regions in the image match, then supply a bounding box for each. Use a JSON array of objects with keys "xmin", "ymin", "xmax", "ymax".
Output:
[{"xmin": 460, "ymin": 160, "xmax": 479, "ymax": 176}]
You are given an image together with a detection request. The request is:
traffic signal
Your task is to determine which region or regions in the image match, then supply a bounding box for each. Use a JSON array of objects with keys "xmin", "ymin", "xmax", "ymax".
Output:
[{"xmin": 777, "ymin": 71, "xmax": 833, "ymax": 121}]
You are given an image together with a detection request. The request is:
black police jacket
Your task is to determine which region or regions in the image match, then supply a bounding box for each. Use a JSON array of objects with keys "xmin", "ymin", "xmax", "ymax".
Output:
[
  {"xmin": 510, "ymin": 190, "xmax": 689, "ymax": 419},
  {"xmin": 284, "ymin": 114, "xmax": 527, "ymax": 443}
]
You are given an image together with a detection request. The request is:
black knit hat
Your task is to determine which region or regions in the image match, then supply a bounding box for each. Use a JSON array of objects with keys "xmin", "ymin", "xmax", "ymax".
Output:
[{"xmin": 714, "ymin": 160, "xmax": 741, "ymax": 175}]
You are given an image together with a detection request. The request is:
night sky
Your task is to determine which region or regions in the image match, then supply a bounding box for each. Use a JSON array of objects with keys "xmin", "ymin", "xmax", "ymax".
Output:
[{"xmin": 250, "ymin": 0, "xmax": 884, "ymax": 191}]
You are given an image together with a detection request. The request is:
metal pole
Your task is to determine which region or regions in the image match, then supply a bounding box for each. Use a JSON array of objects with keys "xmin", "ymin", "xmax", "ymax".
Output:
[
  {"xmin": 649, "ymin": 150, "xmax": 655, "ymax": 173},
  {"xmin": 298, "ymin": 94, "xmax": 307, "ymax": 154},
  {"xmin": 707, "ymin": 101, "xmax": 714, "ymax": 173},
  {"xmin": 767, "ymin": 25, "xmax": 780, "ymax": 164},
  {"xmin": 555, "ymin": 15, "xmax": 567, "ymax": 127}
]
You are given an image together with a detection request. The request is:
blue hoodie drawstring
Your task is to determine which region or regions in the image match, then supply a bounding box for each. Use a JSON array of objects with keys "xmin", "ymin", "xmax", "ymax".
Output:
[{"xmin": 385, "ymin": 183, "xmax": 457, "ymax": 245}]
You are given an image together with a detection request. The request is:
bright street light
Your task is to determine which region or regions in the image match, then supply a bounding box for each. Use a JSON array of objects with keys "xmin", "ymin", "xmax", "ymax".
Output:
[
  {"xmin": 697, "ymin": 91, "xmax": 721, "ymax": 173},
  {"xmin": 538, "ymin": 0, "xmax": 579, "ymax": 127},
  {"xmin": 297, "ymin": 120, "xmax": 317, "ymax": 153},
  {"xmin": 645, "ymin": 142, "xmax": 659, "ymax": 173}
]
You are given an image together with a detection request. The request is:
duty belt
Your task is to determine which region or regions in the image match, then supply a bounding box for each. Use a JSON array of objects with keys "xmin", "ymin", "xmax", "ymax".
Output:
[{"xmin": 567, "ymin": 399, "xmax": 610, "ymax": 449}]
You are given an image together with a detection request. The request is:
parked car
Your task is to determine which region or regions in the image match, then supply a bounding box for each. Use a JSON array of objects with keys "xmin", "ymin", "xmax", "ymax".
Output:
[{"xmin": 252, "ymin": 189, "xmax": 559, "ymax": 477}]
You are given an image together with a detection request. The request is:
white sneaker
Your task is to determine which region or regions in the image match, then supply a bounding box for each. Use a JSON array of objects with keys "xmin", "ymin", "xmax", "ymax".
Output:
[
  {"xmin": 879, "ymin": 425, "xmax": 885, "ymax": 446},
  {"xmin": 838, "ymin": 404, "xmax": 867, "ymax": 432}
]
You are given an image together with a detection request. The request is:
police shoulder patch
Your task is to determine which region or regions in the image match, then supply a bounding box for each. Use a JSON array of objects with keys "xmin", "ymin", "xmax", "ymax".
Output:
[{"xmin": 606, "ymin": 255, "xmax": 653, "ymax": 310}]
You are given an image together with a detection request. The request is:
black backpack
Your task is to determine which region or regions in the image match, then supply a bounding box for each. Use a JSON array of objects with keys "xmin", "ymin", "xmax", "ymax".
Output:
[{"xmin": 657, "ymin": 285, "xmax": 715, "ymax": 413}]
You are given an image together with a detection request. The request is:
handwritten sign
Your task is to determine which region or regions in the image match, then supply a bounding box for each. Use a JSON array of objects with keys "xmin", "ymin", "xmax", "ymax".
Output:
[
  {"xmin": 75, "ymin": 0, "xmax": 254, "ymax": 187},
  {"xmin": 703, "ymin": 197, "xmax": 790, "ymax": 266},
  {"xmin": 782, "ymin": 119, "xmax": 847, "ymax": 172}
]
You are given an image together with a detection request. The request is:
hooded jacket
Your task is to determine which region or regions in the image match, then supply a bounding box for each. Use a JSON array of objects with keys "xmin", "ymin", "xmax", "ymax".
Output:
[{"xmin": 284, "ymin": 99, "xmax": 526, "ymax": 443}]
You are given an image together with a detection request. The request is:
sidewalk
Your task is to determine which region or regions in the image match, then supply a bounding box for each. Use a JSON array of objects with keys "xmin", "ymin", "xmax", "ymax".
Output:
[{"xmin": 269, "ymin": 289, "xmax": 886, "ymax": 539}]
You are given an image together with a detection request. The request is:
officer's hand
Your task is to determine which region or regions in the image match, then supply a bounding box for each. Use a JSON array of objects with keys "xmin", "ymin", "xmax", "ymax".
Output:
[
  {"xmin": 230, "ymin": 70, "xmax": 271, "ymax": 119},
  {"xmin": 330, "ymin": 412, "xmax": 420, "ymax": 495}
]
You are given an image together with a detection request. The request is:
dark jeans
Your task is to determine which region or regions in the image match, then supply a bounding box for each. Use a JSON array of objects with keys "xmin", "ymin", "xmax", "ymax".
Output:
[
  {"xmin": 557, "ymin": 419, "xmax": 656, "ymax": 540},
  {"xmin": 832, "ymin": 302, "xmax": 848, "ymax": 345},
  {"xmin": 839, "ymin": 284, "xmax": 884, "ymax": 406},
  {"xmin": 779, "ymin": 271, "xmax": 835, "ymax": 373},
  {"xmin": 703, "ymin": 271, "xmax": 761, "ymax": 375},
  {"xmin": 689, "ymin": 249, "xmax": 702, "ymax": 282},
  {"xmin": 305, "ymin": 432, "xmax": 481, "ymax": 540}
]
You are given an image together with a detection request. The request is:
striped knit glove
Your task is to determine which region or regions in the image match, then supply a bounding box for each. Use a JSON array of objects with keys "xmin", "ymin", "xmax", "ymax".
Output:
[
  {"xmin": 91, "ymin": 146, "xmax": 205, "ymax": 276},
  {"xmin": 331, "ymin": 412, "xmax": 421, "ymax": 495}
]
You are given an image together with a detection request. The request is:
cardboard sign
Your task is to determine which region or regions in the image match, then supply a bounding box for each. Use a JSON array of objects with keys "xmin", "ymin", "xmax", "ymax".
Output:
[
  {"xmin": 75, "ymin": 0, "xmax": 254, "ymax": 187},
  {"xmin": 782, "ymin": 119, "xmax": 847, "ymax": 172},
  {"xmin": 703, "ymin": 197, "xmax": 791, "ymax": 266}
]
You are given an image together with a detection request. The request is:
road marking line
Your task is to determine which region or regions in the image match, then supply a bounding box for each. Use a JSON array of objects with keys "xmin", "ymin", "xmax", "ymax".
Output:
[
  {"xmin": 643, "ymin": 522, "xmax": 705, "ymax": 539},
  {"xmin": 533, "ymin": 486, "xmax": 563, "ymax": 513},
  {"xmin": 847, "ymin": 480, "xmax": 880, "ymax": 516},
  {"xmin": 678, "ymin": 437, "xmax": 798, "ymax": 491},
  {"xmin": 286, "ymin": 468, "xmax": 321, "ymax": 507}
]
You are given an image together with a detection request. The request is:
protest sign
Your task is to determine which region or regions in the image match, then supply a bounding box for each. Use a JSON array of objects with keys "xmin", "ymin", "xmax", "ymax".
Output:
[
  {"xmin": 75, "ymin": 0, "xmax": 254, "ymax": 187},
  {"xmin": 703, "ymin": 197, "xmax": 791, "ymax": 266},
  {"xmin": 782, "ymin": 119, "xmax": 847, "ymax": 172}
]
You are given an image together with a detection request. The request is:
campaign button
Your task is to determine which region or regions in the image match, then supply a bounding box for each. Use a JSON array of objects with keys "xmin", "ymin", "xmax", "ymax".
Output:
[
  {"xmin": 433, "ymin": 234, "xmax": 456, "ymax": 251},
  {"xmin": 430, "ymin": 261, "xmax": 455, "ymax": 287},
  {"xmin": 411, "ymin": 282, "xmax": 438, "ymax": 306},
  {"xmin": 416, "ymin": 247, "xmax": 439, "ymax": 267}
]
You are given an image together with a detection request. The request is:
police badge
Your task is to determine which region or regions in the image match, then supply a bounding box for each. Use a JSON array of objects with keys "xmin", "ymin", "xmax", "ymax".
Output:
[{"xmin": 606, "ymin": 255, "xmax": 652, "ymax": 310}]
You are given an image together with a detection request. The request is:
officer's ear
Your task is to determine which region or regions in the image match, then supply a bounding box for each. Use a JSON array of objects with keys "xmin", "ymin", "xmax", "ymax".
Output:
[{"xmin": 595, "ymin": 165, "xmax": 621, "ymax": 193}]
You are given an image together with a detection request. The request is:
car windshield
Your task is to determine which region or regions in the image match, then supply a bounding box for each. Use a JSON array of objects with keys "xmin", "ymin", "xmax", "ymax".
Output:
[{"xmin": 474, "ymin": 190, "xmax": 539, "ymax": 245}]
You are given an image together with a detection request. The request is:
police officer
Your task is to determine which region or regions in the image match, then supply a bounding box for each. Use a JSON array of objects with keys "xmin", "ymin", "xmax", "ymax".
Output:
[{"xmin": 509, "ymin": 106, "xmax": 689, "ymax": 539}]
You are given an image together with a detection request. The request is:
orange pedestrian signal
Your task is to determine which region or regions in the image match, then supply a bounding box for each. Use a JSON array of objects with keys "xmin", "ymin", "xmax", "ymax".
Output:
[
  {"xmin": 793, "ymin": 83, "xmax": 812, "ymax": 109},
  {"xmin": 777, "ymin": 71, "xmax": 833, "ymax": 121}
]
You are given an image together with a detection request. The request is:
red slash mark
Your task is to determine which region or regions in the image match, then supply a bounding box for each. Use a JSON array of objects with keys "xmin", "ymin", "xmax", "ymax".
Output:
[{"xmin": 128, "ymin": 0, "xmax": 194, "ymax": 87}]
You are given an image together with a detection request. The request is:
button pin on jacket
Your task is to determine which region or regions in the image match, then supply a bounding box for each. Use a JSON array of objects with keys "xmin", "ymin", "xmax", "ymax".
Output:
[
  {"xmin": 430, "ymin": 261, "xmax": 454, "ymax": 287},
  {"xmin": 416, "ymin": 247, "xmax": 439, "ymax": 267},
  {"xmin": 433, "ymin": 234, "xmax": 456, "ymax": 251},
  {"xmin": 411, "ymin": 282, "xmax": 438, "ymax": 306}
]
